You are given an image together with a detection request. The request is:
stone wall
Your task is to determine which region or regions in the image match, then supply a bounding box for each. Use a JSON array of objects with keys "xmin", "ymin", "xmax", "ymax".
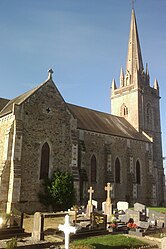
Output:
[
  {"xmin": 13, "ymin": 80, "xmax": 74, "ymax": 213},
  {"xmin": 78, "ymin": 129, "xmax": 153, "ymax": 208}
]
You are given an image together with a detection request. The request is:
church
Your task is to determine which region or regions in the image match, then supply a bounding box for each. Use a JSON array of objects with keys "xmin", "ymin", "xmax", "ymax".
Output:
[{"xmin": 0, "ymin": 9, "xmax": 165, "ymax": 214}]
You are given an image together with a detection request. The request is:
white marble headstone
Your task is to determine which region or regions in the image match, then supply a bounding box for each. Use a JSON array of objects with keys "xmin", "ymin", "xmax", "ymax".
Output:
[
  {"xmin": 92, "ymin": 200, "xmax": 98, "ymax": 209},
  {"xmin": 117, "ymin": 201, "xmax": 129, "ymax": 211}
]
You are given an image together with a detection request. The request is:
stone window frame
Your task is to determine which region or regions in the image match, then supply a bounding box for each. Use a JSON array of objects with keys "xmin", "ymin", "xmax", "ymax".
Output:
[
  {"xmin": 120, "ymin": 103, "xmax": 128, "ymax": 117},
  {"xmin": 39, "ymin": 140, "xmax": 52, "ymax": 180}
]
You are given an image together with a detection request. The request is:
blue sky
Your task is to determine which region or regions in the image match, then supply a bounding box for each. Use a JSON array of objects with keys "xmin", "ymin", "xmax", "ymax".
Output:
[{"xmin": 0, "ymin": 0, "xmax": 166, "ymax": 165}]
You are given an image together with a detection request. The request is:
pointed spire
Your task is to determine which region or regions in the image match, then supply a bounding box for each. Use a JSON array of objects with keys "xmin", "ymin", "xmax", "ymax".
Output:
[
  {"xmin": 146, "ymin": 63, "xmax": 149, "ymax": 76},
  {"xmin": 111, "ymin": 78, "xmax": 117, "ymax": 97},
  {"xmin": 126, "ymin": 9, "xmax": 144, "ymax": 79},
  {"xmin": 154, "ymin": 78, "xmax": 159, "ymax": 90},
  {"xmin": 111, "ymin": 78, "xmax": 117, "ymax": 92},
  {"xmin": 120, "ymin": 67, "xmax": 124, "ymax": 87}
]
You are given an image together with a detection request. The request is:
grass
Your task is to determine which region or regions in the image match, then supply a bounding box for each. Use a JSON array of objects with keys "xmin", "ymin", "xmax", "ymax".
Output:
[
  {"xmin": 71, "ymin": 234, "xmax": 148, "ymax": 249},
  {"xmin": 147, "ymin": 207, "xmax": 166, "ymax": 213}
]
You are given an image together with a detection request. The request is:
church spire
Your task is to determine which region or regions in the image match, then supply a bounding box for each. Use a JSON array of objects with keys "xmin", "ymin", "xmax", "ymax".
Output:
[{"xmin": 126, "ymin": 9, "xmax": 144, "ymax": 79}]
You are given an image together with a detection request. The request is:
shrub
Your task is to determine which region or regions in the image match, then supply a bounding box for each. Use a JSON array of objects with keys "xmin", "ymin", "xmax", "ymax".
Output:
[{"xmin": 38, "ymin": 170, "xmax": 75, "ymax": 211}]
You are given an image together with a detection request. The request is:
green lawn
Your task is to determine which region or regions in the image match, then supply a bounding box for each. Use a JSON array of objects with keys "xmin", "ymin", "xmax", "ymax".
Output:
[
  {"xmin": 148, "ymin": 207, "xmax": 166, "ymax": 213},
  {"xmin": 70, "ymin": 234, "xmax": 148, "ymax": 249}
]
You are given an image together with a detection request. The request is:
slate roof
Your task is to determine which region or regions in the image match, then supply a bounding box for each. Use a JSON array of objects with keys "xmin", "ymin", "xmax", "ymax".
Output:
[
  {"xmin": 0, "ymin": 98, "xmax": 10, "ymax": 112},
  {"xmin": 0, "ymin": 81, "xmax": 150, "ymax": 143},
  {"xmin": 67, "ymin": 103, "xmax": 150, "ymax": 142},
  {"xmin": 0, "ymin": 81, "xmax": 47, "ymax": 117}
]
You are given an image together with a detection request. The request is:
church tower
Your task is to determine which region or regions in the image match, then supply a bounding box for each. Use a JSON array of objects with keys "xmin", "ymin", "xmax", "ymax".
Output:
[{"xmin": 111, "ymin": 8, "xmax": 165, "ymax": 205}]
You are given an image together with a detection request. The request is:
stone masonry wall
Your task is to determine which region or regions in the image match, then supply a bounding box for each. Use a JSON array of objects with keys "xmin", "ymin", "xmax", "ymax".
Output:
[
  {"xmin": 79, "ymin": 129, "xmax": 153, "ymax": 208},
  {"xmin": 15, "ymin": 80, "xmax": 74, "ymax": 213}
]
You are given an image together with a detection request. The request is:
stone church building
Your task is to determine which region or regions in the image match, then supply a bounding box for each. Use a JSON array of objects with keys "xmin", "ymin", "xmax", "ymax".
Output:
[{"xmin": 0, "ymin": 9, "xmax": 165, "ymax": 213}]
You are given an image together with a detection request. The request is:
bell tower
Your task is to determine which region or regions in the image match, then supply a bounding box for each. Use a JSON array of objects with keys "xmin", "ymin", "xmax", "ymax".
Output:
[{"xmin": 111, "ymin": 8, "xmax": 165, "ymax": 205}]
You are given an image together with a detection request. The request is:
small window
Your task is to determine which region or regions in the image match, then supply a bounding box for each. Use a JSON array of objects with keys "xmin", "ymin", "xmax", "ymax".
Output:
[
  {"xmin": 124, "ymin": 106, "xmax": 128, "ymax": 115},
  {"xmin": 40, "ymin": 142, "xmax": 50, "ymax": 179},
  {"xmin": 120, "ymin": 104, "xmax": 128, "ymax": 117}
]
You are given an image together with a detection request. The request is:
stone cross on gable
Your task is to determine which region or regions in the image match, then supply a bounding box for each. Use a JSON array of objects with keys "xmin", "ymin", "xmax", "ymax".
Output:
[
  {"xmin": 105, "ymin": 182, "xmax": 112, "ymax": 203},
  {"xmin": 48, "ymin": 68, "xmax": 54, "ymax": 79},
  {"xmin": 58, "ymin": 214, "xmax": 77, "ymax": 249},
  {"xmin": 88, "ymin": 186, "xmax": 94, "ymax": 204}
]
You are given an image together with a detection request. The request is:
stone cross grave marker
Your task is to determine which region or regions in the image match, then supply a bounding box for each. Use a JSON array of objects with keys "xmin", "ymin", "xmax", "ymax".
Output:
[
  {"xmin": 104, "ymin": 183, "xmax": 113, "ymax": 222},
  {"xmin": 88, "ymin": 186, "xmax": 94, "ymax": 205},
  {"xmin": 105, "ymin": 182, "xmax": 112, "ymax": 203},
  {"xmin": 86, "ymin": 186, "xmax": 94, "ymax": 216},
  {"xmin": 58, "ymin": 214, "xmax": 77, "ymax": 249}
]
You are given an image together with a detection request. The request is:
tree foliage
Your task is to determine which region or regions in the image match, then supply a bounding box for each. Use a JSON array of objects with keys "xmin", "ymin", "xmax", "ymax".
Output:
[{"xmin": 38, "ymin": 170, "xmax": 75, "ymax": 211}]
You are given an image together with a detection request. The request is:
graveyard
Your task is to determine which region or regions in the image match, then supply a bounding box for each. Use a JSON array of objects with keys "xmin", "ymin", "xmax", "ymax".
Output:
[{"xmin": 0, "ymin": 183, "xmax": 166, "ymax": 248}]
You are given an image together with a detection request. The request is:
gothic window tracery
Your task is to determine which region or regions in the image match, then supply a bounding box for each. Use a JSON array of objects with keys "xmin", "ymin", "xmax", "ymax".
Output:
[
  {"xmin": 115, "ymin": 157, "xmax": 121, "ymax": 183},
  {"xmin": 40, "ymin": 142, "xmax": 50, "ymax": 180},
  {"xmin": 91, "ymin": 154, "xmax": 97, "ymax": 183}
]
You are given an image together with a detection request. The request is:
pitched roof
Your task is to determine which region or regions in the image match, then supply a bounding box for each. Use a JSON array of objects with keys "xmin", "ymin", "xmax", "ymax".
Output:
[
  {"xmin": 0, "ymin": 79, "xmax": 150, "ymax": 143},
  {"xmin": 0, "ymin": 79, "xmax": 49, "ymax": 117},
  {"xmin": 67, "ymin": 103, "xmax": 150, "ymax": 142},
  {"xmin": 0, "ymin": 98, "xmax": 10, "ymax": 112}
]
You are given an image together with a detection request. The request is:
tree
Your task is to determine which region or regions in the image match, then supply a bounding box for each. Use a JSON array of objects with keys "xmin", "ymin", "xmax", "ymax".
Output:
[{"xmin": 38, "ymin": 170, "xmax": 75, "ymax": 211}]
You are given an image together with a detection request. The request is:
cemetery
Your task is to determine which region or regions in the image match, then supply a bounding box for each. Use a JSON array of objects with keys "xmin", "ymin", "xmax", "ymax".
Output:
[{"xmin": 0, "ymin": 183, "xmax": 166, "ymax": 248}]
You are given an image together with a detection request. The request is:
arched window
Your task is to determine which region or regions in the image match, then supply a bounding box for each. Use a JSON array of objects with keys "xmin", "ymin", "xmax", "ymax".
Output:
[
  {"xmin": 124, "ymin": 106, "xmax": 128, "ymax": 116},
  {"xmin": 91, "ymin": 155, "xmax": 97, "ymax": 183},
  {"xmin": 40, "ymin": 142, "xmax": 50, "ymax": 180},
  {"xmin": 115, "ymin": 158, "xmax": 120, "ymax": 183},
  {"xmin": 120, "ymin": 104, "xmax": 128, "ymax": 117},
  {"xmin": 136, "ymin": 160, "xmax": 141, "ymax": 184}
]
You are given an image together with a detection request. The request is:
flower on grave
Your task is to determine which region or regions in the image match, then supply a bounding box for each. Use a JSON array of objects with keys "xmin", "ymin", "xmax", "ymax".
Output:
[
  {"xmin": 110, "ymin": 222, "xmax": 117, "ymax": 228},
  {"xmin": 110, "ymin": 214, "xmax": 117, "ymax": 223},
  {"xmin": 127, "ymin": 218, "xmax": 138, "ymax": 229}
]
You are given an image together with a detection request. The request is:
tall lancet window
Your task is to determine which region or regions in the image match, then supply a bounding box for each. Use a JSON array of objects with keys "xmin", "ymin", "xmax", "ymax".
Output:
[
  {"xmin": 115, "ymin": 158, "xmax": 121, "ymax": 183},
  {"xmin": 40, "ymin": 142, "xmax": 50, "ymax": 180},
  {"xmin": 136, "ymin": 160, "xmax": 141, "ymax": 184},
  {"xmin": 91, "ymin": 155, "xmax": 97, "ymax": 183}
]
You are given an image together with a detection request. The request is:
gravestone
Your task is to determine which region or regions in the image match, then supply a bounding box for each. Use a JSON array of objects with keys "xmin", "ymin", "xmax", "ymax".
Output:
[
  {"xmin": 86, "ymin": 186, "xmax": 94, "ymax": 217},
  {"xmin": 90, "ymin": 212, "xmax": 107, "ymax": 230},
  {"xmin": 161, "ymin": 237, "xmax": 166, "ymax": 249},
  {"xmin": 134, "ymin": 203, "xmax": 147, "ymax": 221},
  {"xmin": 137, "ymin": 221, "xmax": 149, "ymax": 230},
  {"xmin": 148, "ymin": 210, "xmax": 166, "ymax": 228},
  {"xmin": 92, "ymin": 200, "xmax": 98, "ymax": 210},
  {"xmin": 125, "ymin": 209, "xmax": 140, "ymax": 224},
  {"xmin": 134, "ymin": 203, "xmax": 146, "ymax": 214},
  {"xmin": 102, "ymin": 201, "xmax": 106, "ymax": 213},
  {"xmin": 59, "ymin": 215, "xmax": 77, "ymax": 249},
  {"xmin": 117, "ymin": 201, "xmax": 129, "ymax": 212},
  {"xmin": 103, "ymin": 183, "xmax": 113, "ymax": 222},
  {"xmin": 32, "ymin": 212, "xmax": 44, "ymax": 241}
]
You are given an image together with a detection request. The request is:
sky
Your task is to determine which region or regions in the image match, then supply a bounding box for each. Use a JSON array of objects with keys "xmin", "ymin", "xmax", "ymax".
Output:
[{"xmin": 0, "ymin": 0, "xmax": 166, "ymax": 165}]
